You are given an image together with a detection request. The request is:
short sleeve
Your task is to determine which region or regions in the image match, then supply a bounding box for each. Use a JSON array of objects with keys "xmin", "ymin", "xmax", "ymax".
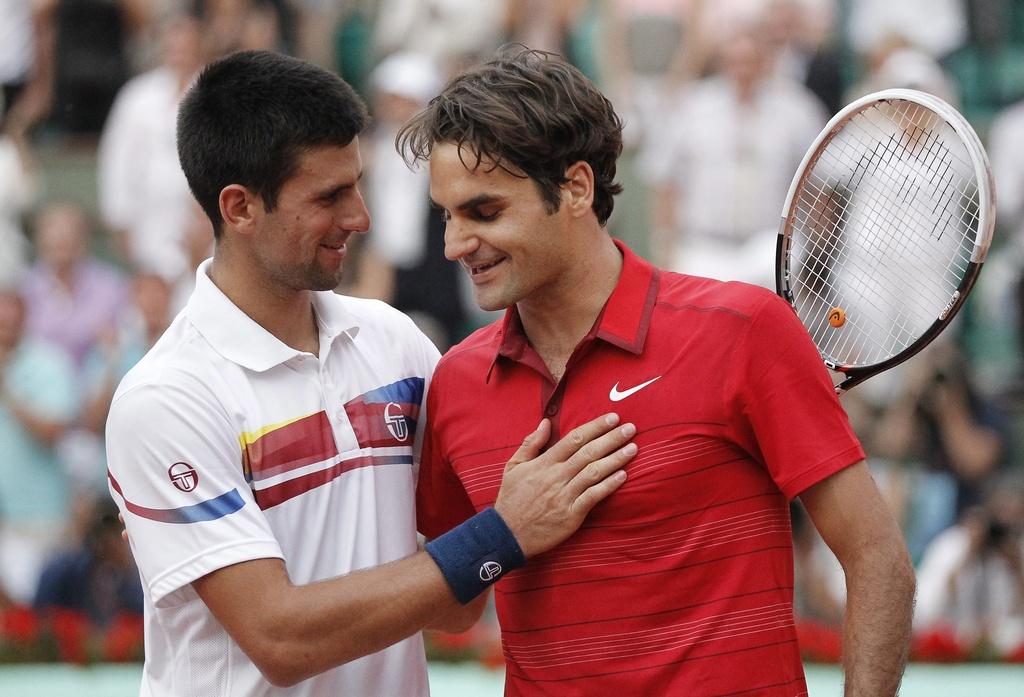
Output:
[
  {"xmin": 735, "ymin": 292, "xmax": 865, "ymax": 499},
  {"xmin": 106, "ymin": 373, "xmax": 283, "ymax": 607}
]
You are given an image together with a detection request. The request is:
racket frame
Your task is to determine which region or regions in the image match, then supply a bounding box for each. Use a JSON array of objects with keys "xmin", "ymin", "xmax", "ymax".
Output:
[{"xmin": 775, "ymin": 88, "xmax": 996, "ymax": 394}]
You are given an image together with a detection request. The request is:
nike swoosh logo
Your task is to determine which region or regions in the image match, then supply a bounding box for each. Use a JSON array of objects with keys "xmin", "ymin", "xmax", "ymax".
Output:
[{"xmin": 609, "ymin": 376, "xmax": 661, "ymax": 402}]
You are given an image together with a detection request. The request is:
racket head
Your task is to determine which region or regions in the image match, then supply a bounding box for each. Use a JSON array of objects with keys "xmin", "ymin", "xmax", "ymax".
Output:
[{"xmin": 776, "ymin": 88, "xmax": 995, "ymax": 393}]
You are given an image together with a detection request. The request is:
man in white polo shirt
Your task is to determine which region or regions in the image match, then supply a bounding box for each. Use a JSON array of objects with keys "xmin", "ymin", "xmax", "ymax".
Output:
[{"xmin": 105, "ymin": 50, "xmax": 636, "ymax": 696}]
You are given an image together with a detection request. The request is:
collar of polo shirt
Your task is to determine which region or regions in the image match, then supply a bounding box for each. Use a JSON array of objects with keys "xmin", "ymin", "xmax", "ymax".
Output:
[
  {"xmin": 187, "ymin": 259, "xmax": 360, "ymax": 372},
  {"xmin": 486, "ymin": 239, "xmax": 661, "ymax": 381}
]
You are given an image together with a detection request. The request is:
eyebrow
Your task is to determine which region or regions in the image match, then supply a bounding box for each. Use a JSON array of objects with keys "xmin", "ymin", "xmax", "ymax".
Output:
[
  {"xmin": 316, "ymin": 170, "xmax": 365, "ymax": 199},
  {"xmin": 430, "ymin": 193, "xmax": 504, "ymax": 211}
]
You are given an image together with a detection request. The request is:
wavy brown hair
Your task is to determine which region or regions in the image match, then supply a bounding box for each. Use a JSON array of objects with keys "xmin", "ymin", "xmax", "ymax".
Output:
[{"xmin": 397, "ymin": 46, "xmax": 624, "ymax": 226}]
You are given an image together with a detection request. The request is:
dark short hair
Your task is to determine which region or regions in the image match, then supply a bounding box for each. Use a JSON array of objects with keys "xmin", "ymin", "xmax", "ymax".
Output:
[
  {"xmin": 177, "ymin": 50, "xmax": 369, "ymax": 237},
  {"xmin": 397, "ymin": 46, "xmax": 623, "ymax": 226}
]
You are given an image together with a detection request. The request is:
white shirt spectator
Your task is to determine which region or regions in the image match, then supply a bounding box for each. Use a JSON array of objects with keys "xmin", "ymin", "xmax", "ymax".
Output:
[
  {"xmin": 98, "ymin": 67, "xmax": 194, "ymax": 281},
  {"xmin": 643, "ymin": 75, "xmax": 825, "ymax": 279},
  {"xmin": 846, "ymin": 0, "xmax": 966, "ymax": 58},
  {"xmin": 0, "ymin": 0, "xmax": 34, "ymax": 86},
  {"xmin": 915, "ymin": 524, "xmax": 1024, "ymax": 655}
]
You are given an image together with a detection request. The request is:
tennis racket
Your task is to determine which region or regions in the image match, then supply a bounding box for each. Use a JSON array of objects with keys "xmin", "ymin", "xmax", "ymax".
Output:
[{"xmin": 776, "ymin": 88, "xmax": 995, "ymax": 394}]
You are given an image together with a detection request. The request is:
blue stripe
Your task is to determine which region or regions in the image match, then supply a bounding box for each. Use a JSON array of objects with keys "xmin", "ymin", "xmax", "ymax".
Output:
[
  {"xmin": 362, "ymin": 377, "xmax": 425, "ymax": 405},
  {"xmin": 136, "ymin": 488, "xmax": 246, "ymax": 524}
]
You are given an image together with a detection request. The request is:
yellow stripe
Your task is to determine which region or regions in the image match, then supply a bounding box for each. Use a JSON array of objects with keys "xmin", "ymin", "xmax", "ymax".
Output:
[{"xmin": 237, "ymin": 412, "xmax": 317, "ymax": 448}]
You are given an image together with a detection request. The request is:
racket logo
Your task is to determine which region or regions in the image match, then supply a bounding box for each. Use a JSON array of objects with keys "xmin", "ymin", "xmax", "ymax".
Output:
[
  {"xmin": 168, "ymin": 462, "xmax": 199, "ymax": 492},
  {"xmin": 938, "ymin": 291, "xmax": 961, "ymax": 321},
  {"xmin": 384, "ymin": 402, "xmax": 409, "ymax": 442}
]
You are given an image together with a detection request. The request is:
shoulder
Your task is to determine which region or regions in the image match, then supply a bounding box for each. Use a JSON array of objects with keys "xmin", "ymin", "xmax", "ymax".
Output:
[
  {"xmin": 111, "ymin": 314, "xmax": 227, "ymax": 416},
  {"xmin": 657, "ymin": 272, "xmax": 784, "ymax": 320},
  {"xmin": 327, "ymin": 293, "xmax": 440, "ymax": 356},
  {"xmin": 433, "ymin": 321, "xmax": 502, "ymax": 378}
]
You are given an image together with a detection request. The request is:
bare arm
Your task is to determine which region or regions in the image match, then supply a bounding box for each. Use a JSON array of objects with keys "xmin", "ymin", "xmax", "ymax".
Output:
[
  {"xmin": 194, "ymin": 414, "xmax": 635, "ymax": 686},
  {"xmin": 800, "ymin": 462, "xmax": 915, "ymax": 697}
]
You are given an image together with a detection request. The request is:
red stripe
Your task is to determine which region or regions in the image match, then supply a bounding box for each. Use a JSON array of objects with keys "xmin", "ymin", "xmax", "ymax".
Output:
[
  {"xmin": 243, "ymin": 412, "xmax": 337, "ymax": 480},
  {"xmin": 254, "ymin": 454, "xmax": 412, "ymax": 509}
]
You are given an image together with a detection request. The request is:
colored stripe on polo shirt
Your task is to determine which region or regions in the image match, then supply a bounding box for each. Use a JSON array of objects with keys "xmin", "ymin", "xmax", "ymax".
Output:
[
  {"xmin": 253, "ymin": 451, "xmax": 414, "ymax": 509},
  {"xmin": 108, "ymin": 471, "xmax": 245, "ymax": 524},
  {"xmin": 345, "ymin": 377, "xmax": 424, "ymax": 448},
  {"xmin": 240, "ymin": 411, "xmax": 338, "ymax": 483}
]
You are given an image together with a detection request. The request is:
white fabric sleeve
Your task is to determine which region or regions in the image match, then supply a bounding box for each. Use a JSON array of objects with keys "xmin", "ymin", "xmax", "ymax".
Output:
[{"xmin": 106, "ymin": 373, "xmax": 283, "ymax": 608}]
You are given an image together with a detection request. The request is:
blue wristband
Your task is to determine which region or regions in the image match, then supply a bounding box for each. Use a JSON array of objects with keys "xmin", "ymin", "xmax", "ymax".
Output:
[{"xmin": 425, "ymin": 508, "xmax": 526, "ymax": 604}]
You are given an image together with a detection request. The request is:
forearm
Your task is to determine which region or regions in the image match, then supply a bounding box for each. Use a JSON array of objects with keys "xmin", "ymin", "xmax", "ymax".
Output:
[
  {"xmin": 426, "ymin": 590, "xmax": 489, "ymax": 633},
  {"xmin": 840, "ymin": 544, "xmax": 916, "ymax": 697},
  {"xmin": 198, "ymin": 552, "xmax": 462, "ymax": 687}
]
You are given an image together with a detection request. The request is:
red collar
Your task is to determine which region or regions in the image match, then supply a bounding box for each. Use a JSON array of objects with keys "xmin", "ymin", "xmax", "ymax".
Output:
[{"xmin": 486, "ymin": 239, "xmax": 660, "ymax": 381}]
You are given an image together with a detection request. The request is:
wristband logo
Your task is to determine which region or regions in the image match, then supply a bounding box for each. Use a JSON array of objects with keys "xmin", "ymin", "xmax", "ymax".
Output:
[
  {"xmin": 168, "ymin": 462, "xmax": 199, "ymax": 492},
  {"xmin": 479, "ymin": 560, "xmax": 502, "ymax": 582},
  {"xmin": 384, "ymin": 402, "xmax": 409, "ymax": 442}
]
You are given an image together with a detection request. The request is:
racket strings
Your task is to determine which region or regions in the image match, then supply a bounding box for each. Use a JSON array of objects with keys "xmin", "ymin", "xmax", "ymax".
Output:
[{"xmin": 787, "ymin": 99, "xmax": 979, "ymax": 367}]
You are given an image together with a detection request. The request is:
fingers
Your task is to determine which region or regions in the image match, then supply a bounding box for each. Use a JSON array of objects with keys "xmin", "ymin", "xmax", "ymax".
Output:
[
  {"xmin": 118, "ymin": 512, "xmax": 129, "ymax": 543},
  {"xmin": 504, "ymin": 418, "xmax": 551, "ymax": 472},
  {"xmin": 542, "ymin": 413, "xmax": 622, "ymax": 465},
  {"xmin": 570, "ymin": 463, "xmax": 630, "ymax": 518},
  {"xmin": 558, "ymin": 421, "xmax": 636, "ymax": 480},
  {"xmin": 567, "ymin": 439, "xmax": 637, "ymax": 500}
]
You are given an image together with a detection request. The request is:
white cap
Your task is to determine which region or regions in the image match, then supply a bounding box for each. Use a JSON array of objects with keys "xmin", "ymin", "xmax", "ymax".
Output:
[{"xmin": 371, "ymin": 52, "xmax": 443, "ymax": 105}]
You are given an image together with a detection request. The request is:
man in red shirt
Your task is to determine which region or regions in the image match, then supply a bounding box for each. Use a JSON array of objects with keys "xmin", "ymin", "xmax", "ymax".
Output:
[{"xmin": 403, "ymin": 47, "xmax": 915, "ymax": 696}]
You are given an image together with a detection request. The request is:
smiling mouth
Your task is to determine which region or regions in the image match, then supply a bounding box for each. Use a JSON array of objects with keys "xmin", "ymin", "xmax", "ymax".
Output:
[{"xmin": 467, "ymin": 258, "xmax": 506, "ymax": 275}]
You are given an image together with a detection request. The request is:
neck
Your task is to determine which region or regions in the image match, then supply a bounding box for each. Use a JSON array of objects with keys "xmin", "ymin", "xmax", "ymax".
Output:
[
  {"xmin": 518, "ymin": 234, "xmax": 622, "ymax": 380},
  {"xmin": 209, "ymin": 248, "xmax": 320, "ymax": 355}
]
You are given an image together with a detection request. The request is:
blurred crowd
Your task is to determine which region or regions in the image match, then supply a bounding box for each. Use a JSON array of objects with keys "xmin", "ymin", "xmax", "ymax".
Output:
[{"xmin": 1, "ymin": 0, "xmax": 1023, "ymax": 665}]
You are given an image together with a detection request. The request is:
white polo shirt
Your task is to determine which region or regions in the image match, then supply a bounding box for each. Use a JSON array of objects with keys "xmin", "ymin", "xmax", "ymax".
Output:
[{"xmin": 106, "ymin": 260, "xmax": 440, "ymax": 697}]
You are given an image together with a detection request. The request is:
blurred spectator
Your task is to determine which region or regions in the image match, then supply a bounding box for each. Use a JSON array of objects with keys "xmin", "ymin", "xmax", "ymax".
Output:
[
  {"xmin": 79, "ymin": 272, "xmax": 173, "ymax": 439},
  {"xmin": 848, "ymin": 42, "xmax": 957, "ymax": 104},
  {"xmin": 48, "ymin": 0, "xmax": 131, "ymax": 137},
  {"xmin": 505, "ymin": 0, "xmax": 585, "ymax": 56},
  {"xmin": 97, "ymin": 9, "xmax": 207, "ymax": 282},
  {"xmin": 791, "ymin": 500, "xmax": 845, "ymax": 625},
  {"xmin": 33, "ymin": 496, "xmax": 142, "ymax": 627},
  {"xmin": 642, "ymin": 18, "xmax": 826, "ymax": 282},
  {"xmin": 866, "ymin": 341, "xmax": 1004, "ymax": 560},
  {"xmin": 0, "ymin": 131, "xmax": 36, "ymax": 288},
  {"xmin": 944, "ymin": 0, "xmax": 1024, "ymax": 134},
  {"xmin": 202, "ymin": 0, "xmax": 297, "ymax": 57},
  {"xmin": 373, "ymin": 0, "xmax": 508, "ymax": 69},
  {"xmin": 761, "ymin": 0, "xmax": 843, "ymax": 115},
  {"xmin": 846, "ymin": 0, "xmax": 967, "ymax": 59},
  {"xmin": 0, "ymin": 0, "xmax": 56, "ymax": 137},
  {"xmin": 59, "ymin": 272, "xmax": 173, "ymax": 494},
  {"xmin": 915, "ymin": 474, "xmax": 1024, "ymax": 658},
  {"xmin": 968, "ymin": 95, "xmax": 1024, "ymax": 393},
  {"xmin": 21, "ymin": 201, "xmax": 128, "ymax": 370},
  {"xmin": 0, "ymin": 289, "xmax": 78, "ymax": 604},
  {"xmin": 351, "ymin": 52, "xmax": 469, "ymax": 350}
]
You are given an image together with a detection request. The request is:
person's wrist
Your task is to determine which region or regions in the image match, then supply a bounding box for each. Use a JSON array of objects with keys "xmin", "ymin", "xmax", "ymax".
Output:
[{"xmin": 425, "ymin": 508, "xmax": 525, "ymax": 604}]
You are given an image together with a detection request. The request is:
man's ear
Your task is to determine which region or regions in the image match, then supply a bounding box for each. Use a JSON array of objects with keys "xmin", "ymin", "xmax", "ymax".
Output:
[
  {"xmin": 563, "ymin": 161, "xmax": 595, "ymax": 218},
  {"xmin": 219, "ymin": 185, "xmax": 262, "ymax": 236}
]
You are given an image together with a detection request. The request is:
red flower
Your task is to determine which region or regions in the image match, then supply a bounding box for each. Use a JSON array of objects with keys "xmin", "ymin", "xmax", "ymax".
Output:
[
  {"xmin": 49, "ymin": 609, "xmax": 90, "ymax": 664},
  {"xmin": 1, "ymin": 605, "xmax": 39, "ymax": 644},
  {"xmin": 911, "ymin": 627, "xmax": 971, "ymax": 662},
  {"xmin": 103, "ymin": 613, "xmax": 145, "ymax": 662},
  {"xmin": 794, "ymin": 619, "xmax": 843, "ymax": 662}
]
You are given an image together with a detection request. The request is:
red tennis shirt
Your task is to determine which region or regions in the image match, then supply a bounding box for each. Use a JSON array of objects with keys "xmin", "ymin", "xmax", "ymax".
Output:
[{"xmin": 417, "ymin": 241, "xmax": 864, "ymax": 696}]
